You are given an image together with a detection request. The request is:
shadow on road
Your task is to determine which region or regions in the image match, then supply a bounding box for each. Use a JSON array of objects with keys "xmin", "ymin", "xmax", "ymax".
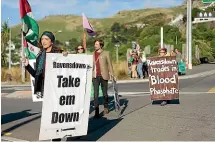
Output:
[
  {"xmin": 67, "ymin": 117, "xmax": 123, "ymax": 141},
  {"xmin": 1, "ymin": 114, "xmax": 41, "ymax": 136},
  {"xmin": 89, "ymin": 96, "xmax": 129, "ymax": 116},
  {"xmin": 1, "ymin": 109, "xmax": 39, "ymax": 125}
]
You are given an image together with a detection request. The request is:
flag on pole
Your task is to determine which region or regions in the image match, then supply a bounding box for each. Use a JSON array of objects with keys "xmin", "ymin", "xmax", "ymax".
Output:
[
  {"xmin": 23, "ymin": 35, "xmax": 40, "ymax": 59},
  {"xmin": 19, "ymin": 0, "xmax": 39, "ymax": 59},
  {"xmin": 82, "ymin": 13, "xmax": 96, "ymax": 37}
]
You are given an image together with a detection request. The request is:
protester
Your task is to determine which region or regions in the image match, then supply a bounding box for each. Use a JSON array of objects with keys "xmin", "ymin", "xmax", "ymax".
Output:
[
  {"xmin": 141, "ymin": 50, "xmax": 148, "ymax": 78},
  {"xmin": 75, "ymin": 45, "xmax": 85, "ymax": 54},
  {"xmin": 75, "ymin": 45, "xmax": 104, "ymax": 101},
  {"xmin": 22, "ymin": 31, "xmax": 68, "ymax": 141},
  {"xmin": 137, "ymin": 48, "xmax": 144, "ymax": 79},
  {"xmin": 92, "ymin": 39, "xmax": 114, "ymax": 118},
  {"xmin": 170, "ymin": 50, "xmax": 176, "ymax": 56},
  {"xmin": 175, "ymin": 49, "xmax": 182, "ymax": 63},
  {"xmin": 130, "ymin": 52, "xmax": 138, "ymax": 79},
  {"xmin": 158, "ymin": 48, "xmax": 168, "ymax": 106}
]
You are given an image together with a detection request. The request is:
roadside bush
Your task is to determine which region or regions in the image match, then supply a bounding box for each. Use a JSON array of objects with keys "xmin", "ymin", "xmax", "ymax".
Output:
[
  {"xmin": 208, "ymin": 55, "xmax": 215, "ymax": 62},
  {"xmin": 192, "ymin": 57, "xmax": 201, "ymax": 66}
]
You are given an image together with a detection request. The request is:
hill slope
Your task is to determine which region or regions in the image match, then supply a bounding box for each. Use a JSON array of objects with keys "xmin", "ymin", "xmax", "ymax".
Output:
[{"xmin": 11, "ymin": 6, "xmax": 186, "ymax": 42}]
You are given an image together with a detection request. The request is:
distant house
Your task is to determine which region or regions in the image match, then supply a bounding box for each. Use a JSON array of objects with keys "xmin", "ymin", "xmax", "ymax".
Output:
[
  {"xmin": 124, "ymin": 23, "xmax": 146, "ymax": 29},
  {"xmin": 169, "ymin": 14, "xmax": 184, "ymax": 26},
  {"xmin": 135, "ymin": 23, "xmax": 146, "ymax": 28}
]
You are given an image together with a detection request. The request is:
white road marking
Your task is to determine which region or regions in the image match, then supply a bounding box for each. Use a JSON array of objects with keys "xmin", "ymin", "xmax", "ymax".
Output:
[
  {"xmin": 1, "ymin": 88, "xmax": 13, "ymax": 90},
  {"xmin": 117, "ymin": 91, "xmax": 215, "ymax": 97},
  {"xmin": 1, "ymin": 136, "xmax": 28, "ymax": 142},
  {"xmin": 1, "ymin": 87, "xmax": 24, "ymax": 91}
]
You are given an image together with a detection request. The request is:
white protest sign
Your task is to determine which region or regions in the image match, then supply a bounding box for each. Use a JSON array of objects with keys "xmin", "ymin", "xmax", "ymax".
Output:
[
  {"xmin": 39, "ymin": 53, "xmax": 93, "ymax": 140},
  {"xmin": 29, "ymin": 59, "xmax": 43, "ymax": 102}
]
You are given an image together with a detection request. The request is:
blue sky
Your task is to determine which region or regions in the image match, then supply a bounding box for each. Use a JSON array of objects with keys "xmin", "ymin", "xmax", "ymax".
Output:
[{"xmin": 2, "ymin": 0, "xmax": 184, "ymax": 26}]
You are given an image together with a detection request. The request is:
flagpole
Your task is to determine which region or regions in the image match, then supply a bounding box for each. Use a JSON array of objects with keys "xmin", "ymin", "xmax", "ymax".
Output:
[
  {"xmin": 82, "ymin": 28, "xmax": 87, "ymax": 53},
  {"xmin": 21, "ymin": 21, "xmax": 25, "ymax": 82}
]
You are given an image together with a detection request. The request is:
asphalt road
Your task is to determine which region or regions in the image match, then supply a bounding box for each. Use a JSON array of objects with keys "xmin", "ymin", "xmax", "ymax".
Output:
[
  {"xmin": 1, "ymin": 74, "xmax": 215, "ymax": 141},
  {"xmin": 1, "ymin": 76, "xmax": 214, "ymax": 94}
]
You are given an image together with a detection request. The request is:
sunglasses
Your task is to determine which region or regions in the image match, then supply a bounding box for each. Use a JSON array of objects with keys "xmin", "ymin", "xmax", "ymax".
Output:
[{"xmin": 77, "ymin": 48, "xmax": 84, "ymax": 50}]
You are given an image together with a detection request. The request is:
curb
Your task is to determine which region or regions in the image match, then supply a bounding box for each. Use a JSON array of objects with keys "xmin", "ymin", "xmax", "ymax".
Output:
[
  {"xmin": 1, "ymin": 136, "xmax": 29, "ymax": 142},
  {"xmin": 116, "ymin": 69, "xmax": 215, "ymax": 84},
  {"xmin": 2, "ymin": 70, "xmax": 215, "ymax": 87},
  {"xmin": 1, "ymin": 93, "xmax": 8, "ymax": 97},
  {"xmin": 5, "ymin": 91, "xmax": 32, "ymax": 98},
  {"xmin": 1, "ymin": 84, "xmax": 31, "ymax": 87},
  {"xmin": 4, "ymin": 90, "xmax": 118, "ymax": 99}
]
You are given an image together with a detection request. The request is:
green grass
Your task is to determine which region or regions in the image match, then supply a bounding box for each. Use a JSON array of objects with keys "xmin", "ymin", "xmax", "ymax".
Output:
[{"xmin": 11, "ymin": 6, "xmax": 185, "ymax": 42}]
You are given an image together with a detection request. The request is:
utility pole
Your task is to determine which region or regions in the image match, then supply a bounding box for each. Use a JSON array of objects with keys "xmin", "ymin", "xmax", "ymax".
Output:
[
  {"xmin": 115, "ymin": 44, "xmax": 119, "ymax": 63},
  {"xmin": 8, "ymin": 17, "xmax": 12, "ymax": 69},
  {"xmin": 186, "ymin": 0, "xmax": 189, "ymax": 66},
  {"xmin": 21, "ymin": 22, "xmax": 25, "ymax": 82},
  {"xmin": 160, "ymin": 27, "xmax": 163, "ymax": 48},
  {"xmin": 188, "ymin": 0, "xmax": 192, "ymax": 69},
  {"xmin": 186, "ymin": 0, "xmax": 192, "ymax": 69}
]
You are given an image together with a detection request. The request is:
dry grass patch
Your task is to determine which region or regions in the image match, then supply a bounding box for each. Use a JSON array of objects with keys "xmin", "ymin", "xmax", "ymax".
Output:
[
  {"xmin": 113, "ymin": 61, "xmax": 130, "ymax": 80},
  {"xmin": 1, "ymin": 67, "xmax": 30, "ymax": 83}
]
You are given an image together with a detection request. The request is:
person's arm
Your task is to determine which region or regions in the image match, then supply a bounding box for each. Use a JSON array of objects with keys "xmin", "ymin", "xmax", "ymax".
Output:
[
  {"xmin": 25, "ymin": 64, "xmax": 36, "ymax": 78},
  {"xmin": 107, "ymin": 51, "xmax": 114, "ymax": 78}
]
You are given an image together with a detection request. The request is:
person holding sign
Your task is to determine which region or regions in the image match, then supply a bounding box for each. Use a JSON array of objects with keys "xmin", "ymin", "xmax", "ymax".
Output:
[
  {"xmin": 75, "ymin": 45, "xmax": 86, "ymax": 54},
  {"xmin": 75, "ymin": 45, "xmax": 103, "ymax": 98},
  {"xmin": 158, "ymin": 48, "xmax": 169, "ymax": 106},
  {"xmin": 23, "ymin": 31, "xmax": 68, "ymax": 141},
  {"xmin": 93, "ymin": 39, "xmax": 114, "ymax": 118},
  {"xmin": 22, "ymin": 31, "xmax": 68, "ymax": 99}
]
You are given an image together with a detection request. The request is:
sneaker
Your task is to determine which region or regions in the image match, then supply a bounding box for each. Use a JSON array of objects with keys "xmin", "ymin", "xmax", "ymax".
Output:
[
  {"xmin": 103, "ymin": 108, "xmax": 109, "ymax": 115},
  {"xmin": 161, "ymin": 101, "xmax": 167, "ymax": 106}
]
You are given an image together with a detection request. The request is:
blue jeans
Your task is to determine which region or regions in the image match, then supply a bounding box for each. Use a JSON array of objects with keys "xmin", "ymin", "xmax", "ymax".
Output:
[{"xmin": 137, "ymin": 63, "xmax": 143, "ymax": 78}]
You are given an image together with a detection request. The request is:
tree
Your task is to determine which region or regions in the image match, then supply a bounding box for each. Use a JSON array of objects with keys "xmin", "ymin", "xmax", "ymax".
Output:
[
  {"xmin": 211, "ymin": 39, "xmax": 215, "ymax": 58},
  {"xmin": 55, "ymin": 40, "xmax": 62, "ymax": 46},
  {"xmin": 1, "ymin": 21, "xmax": 10, "ymax": 67},
  {"xmin": 111, "ymin": 22, "xmax": 121, "ymax": 33},
  {"xmin": 192, "ymin": 8, "xmax": 201, "ymax": 21}
]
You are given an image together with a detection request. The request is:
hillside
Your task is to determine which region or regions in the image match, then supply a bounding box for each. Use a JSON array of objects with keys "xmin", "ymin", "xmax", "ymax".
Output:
[
  {"xmin": 3, "ymin": 0, "xmax": 215, "ymax": 68},
  {"xmin": 11, "ymin": 0, "xmax": 209, "ymax": 43},
  {"xmin": 11, "ymin": 6, "xmax": 186, "ymax": 42}
]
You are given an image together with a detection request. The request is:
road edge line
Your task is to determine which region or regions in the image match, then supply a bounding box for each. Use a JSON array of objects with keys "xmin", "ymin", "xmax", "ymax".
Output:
[
  {"xmin": 2, "ymin": 70, "xmax": 215, "ymax": 86},
  {"xmin": 1, "ymin": 136, "xmax": 29, "ymax": 142}
]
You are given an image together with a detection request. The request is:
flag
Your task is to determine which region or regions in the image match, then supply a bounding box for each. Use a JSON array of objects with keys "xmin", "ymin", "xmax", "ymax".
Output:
[
  {"xmin": 23, "ymin": 35, "xmax": 40, "ymax": 59},
  {"xmin": 82, "ymin": 13, "xmax": 96, "ymax": 37},
  {"xmin": 19, "ymin": 0, "xmax": 39, "ymax": 59}
]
